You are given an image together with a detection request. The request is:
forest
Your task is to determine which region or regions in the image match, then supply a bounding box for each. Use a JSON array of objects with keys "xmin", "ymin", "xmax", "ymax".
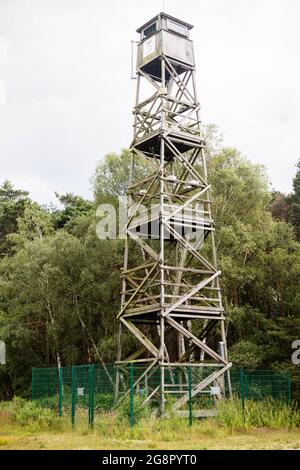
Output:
[{"xmin": 0, "ymin": 126, "xmax": 299, "ymax": 400}]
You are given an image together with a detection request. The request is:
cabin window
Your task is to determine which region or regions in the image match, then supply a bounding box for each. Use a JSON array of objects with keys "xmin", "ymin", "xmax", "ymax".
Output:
[
  {"xmin": 143, "ymin": 22, "xmax": 157, "ymax": 38},
  {"xmin": 167, "ymin": 19, "xmax": 187, "ymax": 36}
]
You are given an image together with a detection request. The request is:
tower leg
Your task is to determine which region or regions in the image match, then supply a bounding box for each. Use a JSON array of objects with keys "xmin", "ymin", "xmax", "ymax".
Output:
[
  {"xmin": 221, "ymin": 319, "xmax": 232, "ymax": 398},
  {"xmin": 115, "ymin": 323, "xmax": 123, "ymax": 403}
]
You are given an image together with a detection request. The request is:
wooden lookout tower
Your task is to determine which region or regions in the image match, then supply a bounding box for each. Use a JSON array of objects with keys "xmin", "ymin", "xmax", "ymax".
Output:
[{"xmin": 116, "ymin": 13, "xmax": 232, "ymax": 414}]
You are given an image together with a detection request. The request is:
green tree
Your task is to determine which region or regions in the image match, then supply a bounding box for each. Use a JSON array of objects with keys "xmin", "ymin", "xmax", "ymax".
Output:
[
  {"xmin": 52, "ymin": 192, "xmax": 94, "ymax": 229},
  {"xmin": 0, "ymin": 212, "xmax": 124, "ymax": 396},
  {"xmin": 92, "ymin": 149, "xmax": 150, "ymax": 200},
  {"xmin": 270, "ymin": 191, "xmax": 289, "ymax": 222},
  {"xmin": 1, "ymin": 138, "xmax": 299, "ymax": 399},
  {"xmin": 288, "ymin": 159, "xmax": 300, "ymax": 240},
  {"xmin": 0, "ymin": 180, "xmax": 30, "ymax": 256}
]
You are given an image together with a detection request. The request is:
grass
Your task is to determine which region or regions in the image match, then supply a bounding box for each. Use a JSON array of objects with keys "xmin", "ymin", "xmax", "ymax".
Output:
[
  {"xmin": 0, "ymin": 398, "xmax": 299, "ymax": 450},
  {"xmin": 216, "ymin": 398, "xmax": 300, "ymax": 430}
]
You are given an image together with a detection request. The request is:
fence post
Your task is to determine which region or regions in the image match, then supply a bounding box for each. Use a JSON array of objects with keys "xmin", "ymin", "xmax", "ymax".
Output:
[
  {"xmin": 240, "ymin": 368, "xmax": 245, "ymax": 412},
  {"xmin": 71, "ymin": 366, "xmax": 76, "ymax": 428},
  {"xmin": 58, "ymin": 367, "xmax": 63, "ymax": 417},
  {"xmin": 31, "ymin": 367, "xmax": 36, "ymax": 401},
  {"xmin": 129, "ymin": 363, "xmax": 134, "ymax": 428},
  {"xmin": 244, "ymin": 371, "xmax": 248, "ymax": 399},
  {"xmin": 188, "ymin": 367, "xmax": 193, "ymax": 426},
  {"xmin": 83, "ymin": 368, "xmax": 86, "ymax": 407},
  {"xmin": 88, "ymin": 365, "xmax": 95, "ymax": 428},
  {"xmin": 287, "ymin": 374, "xmax": 292, "ymax": 403}
]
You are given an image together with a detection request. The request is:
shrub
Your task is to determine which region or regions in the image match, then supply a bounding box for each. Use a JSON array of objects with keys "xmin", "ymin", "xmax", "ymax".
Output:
[
  {"xmin": 10, "ymin": 397, "xmax": 62, "ymax": 431},
  {"xmin": 94, "ymin": 393, "xmax": 114, "ymax": 412},
  {"xmin": 117, "ymin": 394, "xmax": 151, "ymax": 423},
  {"xmin": 34, "ymin": 395, "xmax": 59, "ymax": 411}
]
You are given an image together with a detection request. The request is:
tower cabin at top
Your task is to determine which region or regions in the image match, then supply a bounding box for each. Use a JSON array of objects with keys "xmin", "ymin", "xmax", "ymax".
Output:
[{"xmin": 136, "ymin": 12, "xmax": 194, "ymax": 81}]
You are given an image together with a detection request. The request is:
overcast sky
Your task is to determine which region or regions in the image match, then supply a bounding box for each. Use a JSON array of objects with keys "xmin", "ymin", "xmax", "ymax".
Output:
[{"xmin": 0, "ymin": 0, "xmax": 299, "ymax": 205}]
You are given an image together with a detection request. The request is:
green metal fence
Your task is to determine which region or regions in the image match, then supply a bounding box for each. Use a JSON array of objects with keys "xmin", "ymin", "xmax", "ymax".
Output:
[{"xmin": 31, "ymin": 363, "xmax": 292, "ymax": 428}]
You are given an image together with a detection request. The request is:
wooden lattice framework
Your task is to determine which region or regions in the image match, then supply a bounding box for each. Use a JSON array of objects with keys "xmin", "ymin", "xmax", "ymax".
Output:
[{"xmin": 116, "ymin": 13, "xmax": 232, "ymax": 412}]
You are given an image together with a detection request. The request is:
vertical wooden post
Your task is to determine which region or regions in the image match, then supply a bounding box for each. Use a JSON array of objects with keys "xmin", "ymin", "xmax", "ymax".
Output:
[{"xmin": 159, "ymin": 54, "xmax": 166, "ymax": 415}]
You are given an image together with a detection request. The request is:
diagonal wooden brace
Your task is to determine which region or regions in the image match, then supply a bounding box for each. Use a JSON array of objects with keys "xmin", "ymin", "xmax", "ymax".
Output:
[
  {"xmin": 118, "ymin": 262, "xmax": 158, "ymax": 318},
  {"xmin": 172, "ymin": 362, "xmax": 232, "ymax": 411},
  {"xmin": 165, "ymin": 315, "xmax": 227, "ymax": 364},
  {"xmin": 162, "ymin": 270, "xmax": 221, "ymax": 317},
  {"xmin": 120, "ymin": 318, "xmax": 159, "ymax": 358}
]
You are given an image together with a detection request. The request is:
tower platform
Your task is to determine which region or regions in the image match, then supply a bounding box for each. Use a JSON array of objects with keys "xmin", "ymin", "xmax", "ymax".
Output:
[{"xmin": 132, "ymin": 129, "xmax": 205, "ymax": 160}]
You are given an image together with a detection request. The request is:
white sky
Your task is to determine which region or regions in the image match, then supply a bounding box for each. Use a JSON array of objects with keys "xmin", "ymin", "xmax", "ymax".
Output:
[{"xmin": 0, "ymin": 0, "xmax": 299, "ymax": 204}]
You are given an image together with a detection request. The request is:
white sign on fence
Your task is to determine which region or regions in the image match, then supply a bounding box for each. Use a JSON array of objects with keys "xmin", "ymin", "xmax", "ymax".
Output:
[{"xmin": 210, "ymin": 386, "xmax": 221, "ymax": 396}]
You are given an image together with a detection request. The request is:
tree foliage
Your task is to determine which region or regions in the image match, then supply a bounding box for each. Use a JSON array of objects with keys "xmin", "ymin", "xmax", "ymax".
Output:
[
  {"xmin": 288, "ymin": 159, "xmax": 300, "ymax": 240},
  {"xmin": 0, "ymin": 133, "xmax": 299, "ymax": 399}
]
